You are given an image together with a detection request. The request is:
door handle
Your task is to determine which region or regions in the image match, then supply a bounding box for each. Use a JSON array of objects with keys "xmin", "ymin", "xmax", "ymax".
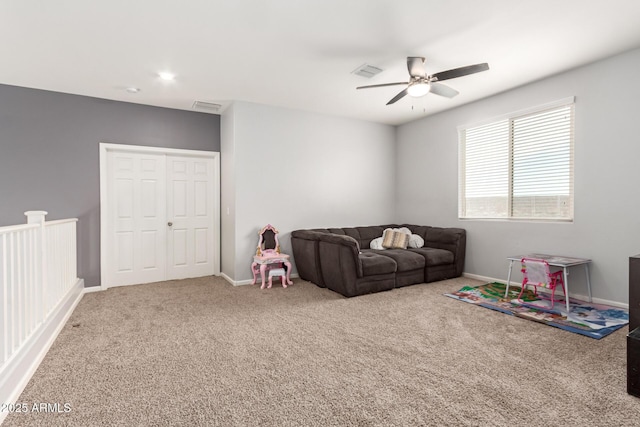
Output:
[{"xmin": 168, "ymin": 222, "xmax": 173, "ymax": 227}]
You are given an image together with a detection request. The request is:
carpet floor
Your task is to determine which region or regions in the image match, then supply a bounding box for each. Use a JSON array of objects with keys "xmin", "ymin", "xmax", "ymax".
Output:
[{"xmin": 4, "ymin": 276, "xmax": 640, "ymax": 426}]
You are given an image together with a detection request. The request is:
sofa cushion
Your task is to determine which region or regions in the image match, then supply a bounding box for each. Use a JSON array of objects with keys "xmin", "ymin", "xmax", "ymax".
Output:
[
  {"xmin": 424, "ymin": 227, "xmax": 465, "ymax": 252},
  {"xmin": 403, "ymin": 225, "xmax": 430, "ymax": 241},
  {"xmin": 327, "ymin": 228, "xmax": 346, "ymax": 235},
  {"xmin": 408, "ymin": 247, "xmax": 455, "ymax": 266},
  {"xmin": 359, "ymin": 252, "xmax": 397, "ymax": 276},
  {"xmin": 366, "ymin": 249, "xmax": 425, "ymax": 272},
  {"xmin": 341, "ymin": 226, "xmax": 384, "ymax": 249}
]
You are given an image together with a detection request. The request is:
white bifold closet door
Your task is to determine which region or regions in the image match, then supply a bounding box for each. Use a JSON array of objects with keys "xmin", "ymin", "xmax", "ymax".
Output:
[
  {"xmin": 105, "ymin": 150, "xmax": 216, "ymax": 287},
  {"xmin": 166, "ymin": 156, "xmax": 215, "ymax": 280}
]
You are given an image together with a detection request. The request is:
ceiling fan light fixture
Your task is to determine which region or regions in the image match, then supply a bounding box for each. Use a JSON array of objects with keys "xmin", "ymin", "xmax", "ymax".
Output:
[
  {"xmin": 407, "ymin": 82, "xmax": 430, "ymax": 97},
  {"xmin": 357, "ymin": 57, "xmax": 488, "ymax": 105},
  {"xmin": 158, "ymin": 71, "xmax": 176, "ymax": 81}
]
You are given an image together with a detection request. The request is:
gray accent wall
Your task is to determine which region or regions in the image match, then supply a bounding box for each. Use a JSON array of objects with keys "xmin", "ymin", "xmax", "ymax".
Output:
[
  {"xmin": 395, "ymin": 47, "xmax": 640, "ymax": 305},
  {"xmin": 0, "ymin": 84, "xmax": 221, "ymax": 288}
]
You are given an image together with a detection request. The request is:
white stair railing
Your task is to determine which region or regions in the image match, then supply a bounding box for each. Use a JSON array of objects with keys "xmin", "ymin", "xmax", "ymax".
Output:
[
  {"xmin": 0, "ymin": 221, "xmax": 39, "ymax": 366},
  {"xmin": 0, "ymin": 211, "xmax": 78, "ymax": 375},
  {"xmin": 44, "ymin": 218, "xmax": 78, "ymax": 320}
]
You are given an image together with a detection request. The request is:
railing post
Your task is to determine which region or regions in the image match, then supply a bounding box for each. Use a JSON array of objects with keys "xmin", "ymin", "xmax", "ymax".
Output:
[{"xmin": 24, "ymin": 211, "xmax": 47, "ymax": 323}]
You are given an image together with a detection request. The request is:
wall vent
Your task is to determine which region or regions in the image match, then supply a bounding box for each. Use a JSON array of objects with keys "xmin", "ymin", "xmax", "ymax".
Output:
[
  {"xmin": 192, "ymin": 101, "xmax": 222, "ymax": 113},
  {"xmin": 352, "ymin": 64, "xmax": 383, "ymax": 78}
]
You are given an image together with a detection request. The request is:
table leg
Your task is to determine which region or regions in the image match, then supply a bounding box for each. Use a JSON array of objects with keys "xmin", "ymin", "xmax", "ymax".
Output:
[
  {"xmin": 284, "ymin": 260, "xmax": 293, "ymax": 286},
  {"xmin": 251, "ymin": 262, "xmax": 258, "ymax": 285},
  {"xmin": 563, "ymin": 267, "xmax": 570, "ymax": 313},
  {"xmin": 584, "ymin": 263, "xmax": 592, "ymax": 302},
  {"xmin": 260, "ymin": 264, "xmax": 267, "ymax": 289},
  {"xmin": 504, "ymin": 260, "xmax": 514, "ymax": 299}
]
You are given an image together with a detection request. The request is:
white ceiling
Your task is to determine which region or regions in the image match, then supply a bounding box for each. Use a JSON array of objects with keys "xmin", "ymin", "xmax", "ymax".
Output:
[{"xmin": 2, "ymin": 0, "xmax": 640, "ymax": 126}]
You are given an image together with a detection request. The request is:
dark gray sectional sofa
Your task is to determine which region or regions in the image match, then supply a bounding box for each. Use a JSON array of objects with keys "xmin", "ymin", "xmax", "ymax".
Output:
[{"xmin": 291, "ymin": 224, "xmax": 466, "ymax": 297}]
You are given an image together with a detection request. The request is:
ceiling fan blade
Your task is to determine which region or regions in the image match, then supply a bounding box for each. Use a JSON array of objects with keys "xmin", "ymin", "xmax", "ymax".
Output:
[
  {"xmin": 386, "ymin": 88, "xmax": 409, "ymax": 105},
  {"xmin": 429, "ymin": 82, "xmax": 459, "ymax": 98},
  {"xmin": 431, "ymin": 63, "xmax": 489, "ymax": 82},
  {"xmin": 407, "ymin": 57, "xmax": 426, "ymax": 78},
  {"xmin": 356, "ymin": 82, "xmax": 408, "ymax": 90}
]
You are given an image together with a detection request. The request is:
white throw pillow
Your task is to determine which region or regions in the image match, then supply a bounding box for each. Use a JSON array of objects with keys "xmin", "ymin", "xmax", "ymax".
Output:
[
  {"xmin": 370, "ymin": 237, "xmax": 386, "ymax": 250},
  {"xmin": 408, "ymin": 234, "xmax": 424, "ymax": 248}
]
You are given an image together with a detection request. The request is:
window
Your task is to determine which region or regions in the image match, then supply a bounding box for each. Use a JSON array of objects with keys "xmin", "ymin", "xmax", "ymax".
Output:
[{"xmin": 458, "ymin": 98, "xmax": 574, "ymax": 221}]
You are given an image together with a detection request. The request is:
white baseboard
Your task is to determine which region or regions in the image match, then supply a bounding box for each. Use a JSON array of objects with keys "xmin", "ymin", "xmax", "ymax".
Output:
[
  {"xmin": 83, "ymin": 285, "xmax": 103, "ymax": 293},
  {"xmin": 462, "ymin": 272, "xmax": 504, "ymax": 284},
  {"xmin": 221, "ymin": 272, "xmax": 299, "ymax": 287},
  {"xmin": 0, "ymin": 278, "xmax": 84, "ymax": 424},
  {"xmin": 462, "ymin": 272, "xmax": 628, "ymax": 309}
]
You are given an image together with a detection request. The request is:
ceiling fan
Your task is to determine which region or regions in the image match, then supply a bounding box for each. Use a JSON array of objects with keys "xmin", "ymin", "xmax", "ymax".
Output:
[{"xmin": 357, "ymin": 57, "xmax": 489, "ymax": 105}]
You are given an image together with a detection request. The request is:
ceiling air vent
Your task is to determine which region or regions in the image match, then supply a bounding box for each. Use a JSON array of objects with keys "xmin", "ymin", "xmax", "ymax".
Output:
[
  {"xmin": 192, "ymin": 101, "xmax": 222, "ymax": 113},
  {"xmin": 352, "ymin": 64, "xmax": 383, "ymax": 78}
]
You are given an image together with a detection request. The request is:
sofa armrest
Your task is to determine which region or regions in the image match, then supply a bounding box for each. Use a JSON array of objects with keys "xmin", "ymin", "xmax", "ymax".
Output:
[
  {"xmin": 425, "ymin": 227, "xmax": 466, "ymax": 276},
  {"xmin": 314, "ymin": 233, "xmax": 363, "ymax": 278},
  {"xmin": 317, "ymin": 234, "xmax": 368, "ymax": 297},
  {"xmin": 291, "ymin": 230, "xmax": 363, "ymax": 287},
  {"xmin": 291, "ymin": 230, "xmax": 327, "ymax": 286},
  {"xmin": 291, "ymin": 230, "xmax": 330, "ymax": 240}
]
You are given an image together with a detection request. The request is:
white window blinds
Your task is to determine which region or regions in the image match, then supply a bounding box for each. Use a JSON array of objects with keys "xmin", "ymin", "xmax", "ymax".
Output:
[{"xmin": 459, "ymin": 101, "xmax": 574, "ymax": 221}]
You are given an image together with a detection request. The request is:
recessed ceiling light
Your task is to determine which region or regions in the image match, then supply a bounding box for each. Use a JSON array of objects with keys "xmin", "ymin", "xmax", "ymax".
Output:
[
  {"xmin": 158, "ymin": 71, "xmax": 175, "ymax": 81},
  {"xmin": 125, "ymin": 87, "xmax": 141, "ymax": 93}
]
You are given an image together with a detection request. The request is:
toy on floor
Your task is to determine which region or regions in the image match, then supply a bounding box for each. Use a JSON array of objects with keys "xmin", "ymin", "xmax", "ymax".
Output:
[{"xmin": 517, "ymin": 257, "xmax": 566, "ymax": 310}]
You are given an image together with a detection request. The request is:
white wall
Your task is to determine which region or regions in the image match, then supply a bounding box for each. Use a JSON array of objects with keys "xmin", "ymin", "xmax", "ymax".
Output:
[
  {"xmin": 220, "ymin": 103, "xmax": 236, "ymax": 280},
  {"xmin": 396, "ymin": 47, "xmax": 640, "ymax": 305},
  {"xmin": 222, "ymin": 101, "xmax": 396, "ymax": 282}
]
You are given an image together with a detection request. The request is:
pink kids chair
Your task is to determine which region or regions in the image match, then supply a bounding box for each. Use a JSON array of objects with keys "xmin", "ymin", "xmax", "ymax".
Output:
[
  {"xmin": 517, "ymin": 257, "xmax": 566, "ymax": 310},
  {"xmin": 268, "ymin": 267, "xmax": 287, "ymax": 289}
]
